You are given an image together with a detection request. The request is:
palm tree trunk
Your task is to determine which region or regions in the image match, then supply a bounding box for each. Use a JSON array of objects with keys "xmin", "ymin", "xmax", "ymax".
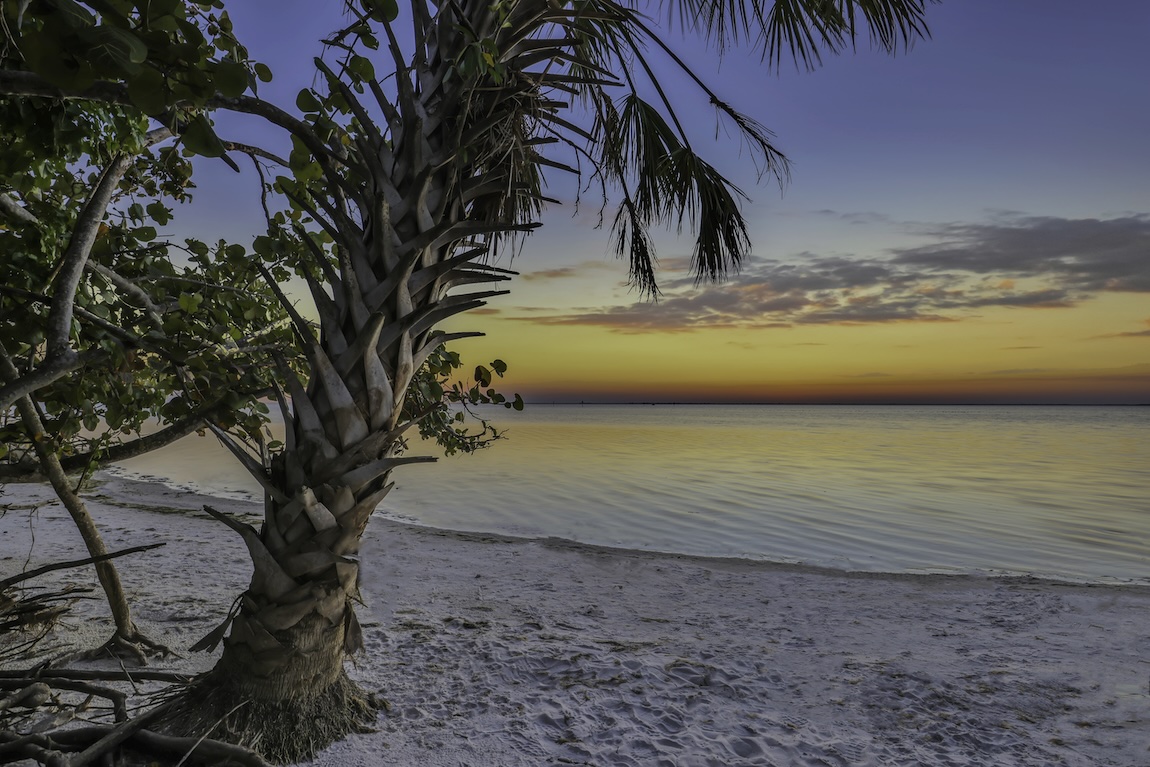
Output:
[
  {"xmin": 159, "ymin": 2, "xmax": 572, "ymax": 760},
  {"xmin": 161, "ymin": 465, "xmax": 397, "ymax": 761}
]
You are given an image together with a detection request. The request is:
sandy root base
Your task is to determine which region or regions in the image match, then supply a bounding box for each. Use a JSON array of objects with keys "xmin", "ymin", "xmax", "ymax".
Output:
[{"xmin": 1, "ymin": 475, "xmax": 1148, "ymax": 767}]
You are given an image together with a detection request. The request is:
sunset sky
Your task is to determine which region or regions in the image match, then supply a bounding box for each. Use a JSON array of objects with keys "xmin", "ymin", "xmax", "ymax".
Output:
[{"xmin": 185, "ymin": 1, "xmax": 1150, "ymax": 404}]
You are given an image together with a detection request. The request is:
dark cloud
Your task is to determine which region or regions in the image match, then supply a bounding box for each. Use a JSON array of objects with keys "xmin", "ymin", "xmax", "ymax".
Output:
[
  {"xmin": 893, "ymin": 214, "xmax": 1150, "ymax": 293},
  {"xmin": 518, "ymin": 261, "xmax": 625, "ymax": 282},
  {"xmin": 989, "ymin": 369, "xmax": 1057, "ymax": 376},
  {"xmin": 509, "ymin": 213, "xmax": 1150, "ymax": 334},
  {"xmin": 813, "ymin": 209, "xmax": 894, "ymax": 225},
  {"xmin": 520, "ymin": 267, "xmax": 581, "ymax": 281},
  {"xmin": 1094, "ymin": 319, "xmax": 1150, "ymax": 339},
  {"xmin": 936, "ymin": 288, "xmax": 1076, "ymax": 309}
]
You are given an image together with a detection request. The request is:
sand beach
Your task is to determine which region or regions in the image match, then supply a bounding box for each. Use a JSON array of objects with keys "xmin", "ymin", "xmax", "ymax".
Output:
[{"xmin": 2, "ymin": 474, "xmax": 1148, "ymax": 766}]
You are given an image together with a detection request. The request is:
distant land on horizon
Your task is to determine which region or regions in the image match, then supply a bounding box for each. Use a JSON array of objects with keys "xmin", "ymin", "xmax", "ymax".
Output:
[{"xmin": 521, "ymin": 399, "xmax": 1150, "ymax": 407}]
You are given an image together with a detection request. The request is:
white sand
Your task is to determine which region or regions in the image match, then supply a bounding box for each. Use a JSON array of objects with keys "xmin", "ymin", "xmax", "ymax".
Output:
[{"xmin": 2, "ymin": 474, "xmax": 1148, "ymax": 766}]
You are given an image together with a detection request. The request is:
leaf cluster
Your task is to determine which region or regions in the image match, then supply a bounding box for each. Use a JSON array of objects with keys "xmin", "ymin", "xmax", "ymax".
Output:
[
  {"xmin": 404, "ymin": 348, "xmax": 523, "ymax": 457},
  {"xmin": 2, "ymin": 0, "xmax": 263, "ymax": 109},
  {"xmin": 0, "ymin": 4, "xmax": 290, "ymax": 475}
]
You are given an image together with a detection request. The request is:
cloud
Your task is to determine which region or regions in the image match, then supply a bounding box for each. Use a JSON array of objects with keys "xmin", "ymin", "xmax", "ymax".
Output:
[
  {"xmin": 520, "ymin": 267, "xmax": 582, "ymax": 281},
  {"xmin": 518, "ymin": 260, "xmax": 625, "ymax": 282},
  {"xmin": 1093, "ymin": 318, "xmax": 1150, "ymax": 339},
  {"xmin": 509, "ymin": 213, "xmax": 1150, "ymax": 334},
  {"xmin": 812, "ymin": 209, "xmax": 894, "ymax": 225},
  {"xmin": 988, "ymin": 368, "xmax": 1056, "ymax": 376},
  {"xmin": 893, "ymin": 214, "xmax": 1150, "ymax": 293}
]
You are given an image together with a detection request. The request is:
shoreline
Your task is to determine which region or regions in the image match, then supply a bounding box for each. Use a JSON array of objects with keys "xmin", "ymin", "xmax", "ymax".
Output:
[
  {"xmin": 3, "ymin": 475, "xmax": 1148, "ymax": 766},
  {"xmin": 99, "ymin": 471, "xmax": 1150, "ymax": 590}
]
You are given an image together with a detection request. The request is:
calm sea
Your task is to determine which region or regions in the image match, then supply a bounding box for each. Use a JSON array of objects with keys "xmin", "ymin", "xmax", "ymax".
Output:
[{"xmin": 112, "ymin": 405, "xmax": 1150, "ymax": 585}]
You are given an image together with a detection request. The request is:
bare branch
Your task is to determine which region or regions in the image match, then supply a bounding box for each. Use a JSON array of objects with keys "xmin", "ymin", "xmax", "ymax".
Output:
[{"xmin": 0, "ymin": 544, "xmax": 165, "ymax": 591}]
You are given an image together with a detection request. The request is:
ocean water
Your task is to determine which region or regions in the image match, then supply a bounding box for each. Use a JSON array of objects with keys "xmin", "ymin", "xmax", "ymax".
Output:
[{"xmin": 112, "ymin": 405, "xmax": 1150, "ymax": 584}]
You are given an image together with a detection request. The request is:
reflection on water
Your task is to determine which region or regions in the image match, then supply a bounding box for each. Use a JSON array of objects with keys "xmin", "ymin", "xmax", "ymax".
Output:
[{"xmin": 114, "ymin": 405, "xmax": 1150, "ymax": 584}]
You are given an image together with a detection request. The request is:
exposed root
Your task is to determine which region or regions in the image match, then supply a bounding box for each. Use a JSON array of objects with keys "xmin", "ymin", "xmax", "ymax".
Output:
[
  {"xmin": 76, "ymin": 629, "xmax": 174, "ymax": 665},
  {"xmin": 152, "ymin": 668, "xmax": 376, "ymax": 764}
]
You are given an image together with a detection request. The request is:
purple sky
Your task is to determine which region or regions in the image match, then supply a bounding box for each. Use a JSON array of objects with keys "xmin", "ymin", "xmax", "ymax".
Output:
[{"xmin": 171, "ymin": 2, "xmax": 1150, "ymax": 402}]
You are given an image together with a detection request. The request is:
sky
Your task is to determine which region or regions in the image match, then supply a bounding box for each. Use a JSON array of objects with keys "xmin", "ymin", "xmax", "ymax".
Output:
[{"xmin": 182, "ymin": 1, "xmax": 1150, "ymax": 404}]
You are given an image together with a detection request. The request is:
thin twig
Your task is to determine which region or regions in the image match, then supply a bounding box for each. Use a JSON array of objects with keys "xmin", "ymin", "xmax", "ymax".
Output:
[
  {"xmin": 173, "ymin": 699, "xmax": 249, "ymax": 767},
  {"xmin": 0, "ymin": 544, "xmax": 166, "ymax": 590},
  {"xmin": 0, "ymin": 669, "xmax": 193, "ymax": 684}
]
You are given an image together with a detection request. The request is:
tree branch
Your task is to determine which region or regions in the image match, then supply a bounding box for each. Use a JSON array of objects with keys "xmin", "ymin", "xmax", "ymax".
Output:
[
  {"xmin": 0, "ymin": 389, "xmax": 271, "ymax": 481},
  {"xmin": 44, "ymin": 152, "xmax": 131, "ymax": 357},
  {"xmin": 0, "ymin": 70, "xmax": 134, "ymax": 104},
  {"xmin": 221, "ymin": 140, "xmax": 288, "ymax": 167},
  {"xmin": 37, "ymin": 125, "xmax": 172, "ymax": 375},
  {"xmin": 0, "ymin": 192, "xmax": 39, "ymax": 225},
  {"xmin": 0, "ymin": 343, "xmax": 106, "ymax": 413},
  {"xmin": 84, "ymin": 262, "xmax": 164, "ymax": 331}
]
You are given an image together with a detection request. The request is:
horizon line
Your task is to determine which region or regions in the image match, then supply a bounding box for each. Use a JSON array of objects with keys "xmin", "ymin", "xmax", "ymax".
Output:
[{"xmin": 519, "ymin": 401, "xmax": 1150, "ymax": 407}]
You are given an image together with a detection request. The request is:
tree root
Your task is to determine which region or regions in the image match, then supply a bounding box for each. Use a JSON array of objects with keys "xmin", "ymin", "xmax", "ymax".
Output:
[
  {"xmin": 0, "ymin": 668, "xmax": 272, "ymax": 767},
  {"xmin": 152, "ymin": 669, "xmax": 376, "ymax": 764},
  {"xmin": 1, "ymin": 720, "xmax": 273, "ymax": 766},
  {"xmin": 74, "ymin": 628, "xmax": 174, "ymax": 666}
]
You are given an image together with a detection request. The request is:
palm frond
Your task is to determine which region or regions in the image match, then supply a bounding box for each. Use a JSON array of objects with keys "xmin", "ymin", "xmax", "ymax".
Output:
[{"xmin": 654, "ymin": 0, "xmax": 935, "ymax": 70}]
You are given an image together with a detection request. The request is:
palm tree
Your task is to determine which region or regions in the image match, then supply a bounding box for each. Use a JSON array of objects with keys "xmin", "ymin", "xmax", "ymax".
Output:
[
  {"xmin": 160, "ymin": 1, "xmax": 934, "ymax": 759},
  {"xmin": 1, "ymin": 0, "xmax": 935, "ymax": 760}
]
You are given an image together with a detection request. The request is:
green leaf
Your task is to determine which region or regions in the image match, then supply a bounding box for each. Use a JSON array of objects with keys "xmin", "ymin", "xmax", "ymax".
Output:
[
  {"xmin": 225, "ymin": 243, "xmax": 245, "ymax": 259},
  {"xmin": 213, "ymin": 60, "xmax": 250, "ymax": 98},
  {"xmin": 146, "ymin": 200, "xmax": 172, "ymax": 225},
  {"xmin": 180, "ymin": 114, "xmax": 225, "ymax": 158},
  {"xmin": 19, "ymin": 30, "xmax": 96, "ymax": 90},
  {"xmin": 295, "ymin": 161, "xmax": 323, "ymax": 183},
  {"xmin": 491, "ymin": 358, "xmax": 507, "ymax": 375},
  {"xmin": 295, "ymin": 89, "xmax": 322, "ymax": 113},
  {"xmin": 146, "ymin": 0, "xmax": 182, "ymax": 17},
  {"xmin": 512, "ymin": 393, "xmax": 524, "ymax": 411},
  {"xmin": 474, "ymin": 365, "xmax": 491, "ymax": 387},
  {"xmin": 360, "ymin": 0, "xmax": 399, "ymax": 22},
  {"xmin": 254, "ymin": 62, "xmax": 273, "ymax": 83},
  {"xmin": 46, "ymin": 0, "xmax": 96, "ymax": 28},
  {"xmin": 135, "ymin": 226, "xmax": 157, "ymax": 242},
  {"xmin": 127, "ymin": 65, "xmax": 166, "ymax": 114},
  {"xmin": 348, "ymin": 55, "xmax": 375, "ymax": 82},
  {"xmin": 78, "ymin": 25, "xmax": 149, "ymax": 72},
  {"xmin": 178, "ymin": 292, "xmax": 203, "ymax": 313}
]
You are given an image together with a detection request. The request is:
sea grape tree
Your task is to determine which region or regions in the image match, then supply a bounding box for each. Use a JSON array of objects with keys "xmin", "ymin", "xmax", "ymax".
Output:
[{"xmin": 0, "ymin": 0, "xmax": 289, "ymax": 656}]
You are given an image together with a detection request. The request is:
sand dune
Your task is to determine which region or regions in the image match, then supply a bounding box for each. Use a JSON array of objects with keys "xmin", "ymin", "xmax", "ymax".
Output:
[{"xmin": 2, "ymin": 476, "xmax": 1148, "ymax": 766}]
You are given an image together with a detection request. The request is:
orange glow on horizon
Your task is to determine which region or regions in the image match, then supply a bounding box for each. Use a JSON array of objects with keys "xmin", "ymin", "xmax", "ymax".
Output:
[{"xmin": 514, "ymin": 368, "xmax": 1150, "ymax": 405}]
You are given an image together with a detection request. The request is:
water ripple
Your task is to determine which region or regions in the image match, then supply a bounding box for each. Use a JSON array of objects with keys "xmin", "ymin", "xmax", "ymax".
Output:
[{"xmin": 116, "ymin": 405, "xmax": 1150, "ymax": 584}]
